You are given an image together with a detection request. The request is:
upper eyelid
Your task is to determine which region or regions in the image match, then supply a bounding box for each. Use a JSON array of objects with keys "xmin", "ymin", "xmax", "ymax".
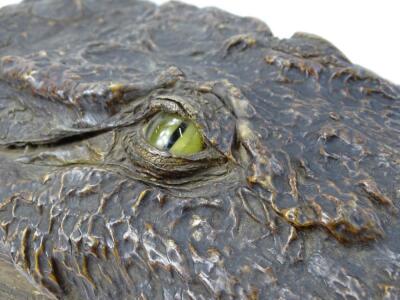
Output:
[{"xmin": 149, "ymin": 94, "xmax": 202, "ymax": 117}]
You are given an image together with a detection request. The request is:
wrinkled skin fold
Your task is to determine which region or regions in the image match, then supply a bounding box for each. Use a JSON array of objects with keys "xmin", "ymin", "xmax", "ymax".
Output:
[{"xmin": 0, "ymin": 0, "xmax": 399, "ymax": 299}]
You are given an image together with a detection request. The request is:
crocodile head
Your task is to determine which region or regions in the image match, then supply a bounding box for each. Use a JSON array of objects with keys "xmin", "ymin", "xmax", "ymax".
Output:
[{"xmin": 0, "ymin": 0, "xmax": 399, "ymax": 299}]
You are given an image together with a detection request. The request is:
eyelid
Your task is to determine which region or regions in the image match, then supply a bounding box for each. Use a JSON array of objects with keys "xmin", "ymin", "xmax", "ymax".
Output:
[{"xmin": 148, "ymin": 95, "xmax": 199, "ymax": 119}]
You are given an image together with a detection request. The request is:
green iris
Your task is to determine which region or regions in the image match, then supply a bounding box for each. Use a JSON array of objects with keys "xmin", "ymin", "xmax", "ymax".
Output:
[{"xmin": 145, "ymin": 112, "xmax": 204, "ymax": 155}]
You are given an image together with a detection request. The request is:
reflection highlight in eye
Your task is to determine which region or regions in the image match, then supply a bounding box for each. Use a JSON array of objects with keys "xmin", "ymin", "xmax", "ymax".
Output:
[{"xmin": 145, "ymin": 112, "xmax": 204, "ymax": 156}]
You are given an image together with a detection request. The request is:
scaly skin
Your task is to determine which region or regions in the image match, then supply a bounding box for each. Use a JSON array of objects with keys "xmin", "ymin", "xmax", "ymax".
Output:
[{"xmin": 0, "ymin": 0, "xmax": 399, "ymax": 299}]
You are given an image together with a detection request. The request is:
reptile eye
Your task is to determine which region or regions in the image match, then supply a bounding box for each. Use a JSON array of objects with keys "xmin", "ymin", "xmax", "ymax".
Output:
[{"xmin": 144, "ymin": 112, "xmax": 204, "ymax": 156}]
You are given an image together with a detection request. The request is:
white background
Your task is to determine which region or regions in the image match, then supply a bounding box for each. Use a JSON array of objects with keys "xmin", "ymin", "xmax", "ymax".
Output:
[{"xmin": 0, "ymin": 0, "xmax": 399, "ymax": 84}]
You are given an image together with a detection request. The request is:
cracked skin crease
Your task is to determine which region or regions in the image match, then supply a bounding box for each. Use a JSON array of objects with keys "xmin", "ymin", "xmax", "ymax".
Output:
[{"xmin": 0, "ymin": 0, "xmax": 399, "ymax": 299}]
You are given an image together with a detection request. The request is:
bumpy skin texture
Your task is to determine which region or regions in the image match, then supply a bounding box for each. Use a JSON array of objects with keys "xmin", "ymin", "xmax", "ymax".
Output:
[{"xmin": 0, "ymin": 0, "xmax": 399, "ymax": 299}]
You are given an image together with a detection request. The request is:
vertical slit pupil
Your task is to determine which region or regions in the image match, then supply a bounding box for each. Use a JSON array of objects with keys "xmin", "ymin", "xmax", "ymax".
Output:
[
  {"xmin": 145, "ymin": 112, "xmax": 204, "ymax": 155},
  {"xmin": 165, "ymin": 122, "xmax": 188, "ymax": 150}
]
